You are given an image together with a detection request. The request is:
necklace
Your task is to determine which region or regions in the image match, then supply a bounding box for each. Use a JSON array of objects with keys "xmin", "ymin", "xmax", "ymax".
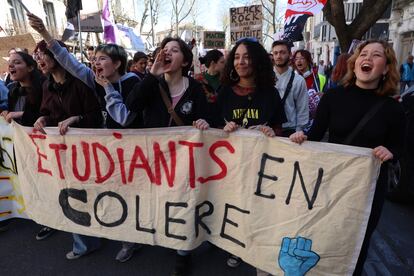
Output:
[{"xmin": 234, "ymin": 84, "xmax": 255, "ymax": 97}]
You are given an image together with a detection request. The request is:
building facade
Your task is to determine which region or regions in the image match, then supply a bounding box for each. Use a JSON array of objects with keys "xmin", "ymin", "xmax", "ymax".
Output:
[
  {"xmin": 389, "ymin": 0, "xmax": 414, "ymax": 64},
  {"xmin": 0, "ymin": 0, "xmax": 101, "ymax": 42},
  {"xmin": 299, "ymin": 0, "xmax": 391, "ymax": 66}
]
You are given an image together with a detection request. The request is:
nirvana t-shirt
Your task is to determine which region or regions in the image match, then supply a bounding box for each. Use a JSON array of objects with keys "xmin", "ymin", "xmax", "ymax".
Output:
[{"xmin": 216, "ymin": 85, "xmax": 286, "ymax": 128}]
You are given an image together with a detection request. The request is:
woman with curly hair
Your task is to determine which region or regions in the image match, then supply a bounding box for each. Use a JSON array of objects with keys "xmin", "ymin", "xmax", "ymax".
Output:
[
  {"xmin": 215, "ymin": 38, "xmax": 286, "ymax": 137},
  {"xmin": 290, "ymin": 40, "xmax": 405, "ymax": 275},
  {"xmin": 214, "ymin": 38, "xmax": 286, "ymax": 268}
]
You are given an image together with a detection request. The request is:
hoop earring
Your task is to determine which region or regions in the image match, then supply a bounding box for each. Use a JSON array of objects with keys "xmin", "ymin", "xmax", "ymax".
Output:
[{"xmin": 230, "ymin": 69, "xmax": 239, "ymax": 81}]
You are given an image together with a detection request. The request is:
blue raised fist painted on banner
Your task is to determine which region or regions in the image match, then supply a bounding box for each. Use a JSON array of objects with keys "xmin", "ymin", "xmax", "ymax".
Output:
[{"xmin": 278, "ymin": 236, "xmax": 320, "ymax": 276}]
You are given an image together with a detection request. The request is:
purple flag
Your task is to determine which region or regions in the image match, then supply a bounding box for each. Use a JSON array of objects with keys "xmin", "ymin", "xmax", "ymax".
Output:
[{"xmin": 102, "ymin": 0, "xmax": 116, "ymax": 43}]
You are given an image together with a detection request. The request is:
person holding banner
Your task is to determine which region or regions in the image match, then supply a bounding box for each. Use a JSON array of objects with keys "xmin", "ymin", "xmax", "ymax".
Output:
[
  {"xmin": 27, "ymin": 12, "xmax": 143, "ymax": 130},
  {"xmin": 289, "ymin": 40, "xmax": 405, "ymax": 275},
  {"xmin": 1, "ymin": 52, "xmax": 43, "ymax": 126},
  {"xmin": 125, "ymin": 36, "xmax": 210, "ymax": 275},
  {"xmin": 125, "ymin": 37, "xmax": 211, "ymax": 130},
  {"xmin": 27, "ymin": 12, "xmax": 147, "ymax": 263},
  {"xmin": 215, "ymin": 37, "xmax": 286, "ymax": 138},
  {"xmin": 31, "ymin": 38, "xmax": 103, "ymax": 259},
  {"xmin": 0, "ymin": 51, "xmax": 44, "ymax": 233},
  {"xmin": 214, "ymin": 37, "xmax": 286, "ymax": 268}
]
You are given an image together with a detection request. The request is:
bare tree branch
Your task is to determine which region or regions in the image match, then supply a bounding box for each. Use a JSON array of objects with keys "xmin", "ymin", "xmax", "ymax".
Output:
[
  {"xmin": 170, "ymin": 0, "xmax": 196, "ymax": 36},
  {"xmin": 324, "ymin": 0, "xmax": 392, "ymax": 52}
]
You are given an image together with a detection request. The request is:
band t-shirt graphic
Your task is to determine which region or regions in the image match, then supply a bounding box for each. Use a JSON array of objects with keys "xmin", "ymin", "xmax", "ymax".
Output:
[{"xmin": 216, "ymin": 86, "xmax": 286, "ymax": 128}]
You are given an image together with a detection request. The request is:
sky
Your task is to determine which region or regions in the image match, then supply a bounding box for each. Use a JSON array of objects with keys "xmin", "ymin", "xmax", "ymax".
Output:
[{"xmin": 151, "ymin": 0, "xmax": 288, "ymax": 33}]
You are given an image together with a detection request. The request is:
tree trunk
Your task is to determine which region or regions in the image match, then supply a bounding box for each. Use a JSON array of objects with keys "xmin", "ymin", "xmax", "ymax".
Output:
[{"xmin": 323, "ymin": 0, "xmax": 392, "ymax": 53}]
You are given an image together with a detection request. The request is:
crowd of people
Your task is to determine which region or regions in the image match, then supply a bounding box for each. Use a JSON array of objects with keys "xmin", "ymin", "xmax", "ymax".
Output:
[{"xmin": 0, "ymin": 11, "xmax": 409, "ymax": 276}]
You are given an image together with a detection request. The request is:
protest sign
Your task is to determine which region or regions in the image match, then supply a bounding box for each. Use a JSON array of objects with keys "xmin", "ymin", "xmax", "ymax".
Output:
[
  {"xmin": 12, "ymin": 123, "xmax": 380, "ymax": 275},
  {"xmin": 230, "ymin": 5, "xmax": 263, "ymax": 44},
  {"xmin": 203, "ymin": 31, "xmax": 225, "ymax": 49},
  {"xmin": 74, "ymin": 12, "xmax": 104, "ymax": 33},
  {"xmin": 0, "ymin": 120, "xmax": 27, "ymax": 221},
  {"xmin": 0, "ymin": 33, "xmax": 37, "ymax": 71}
]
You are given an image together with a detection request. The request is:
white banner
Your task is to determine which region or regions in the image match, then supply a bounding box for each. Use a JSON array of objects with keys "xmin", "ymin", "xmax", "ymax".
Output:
[
  {"xmin": 0, "ymin": 120, "xmax": 27, "ymax": 221},
  {"xmin": 12, "ymin": 123, "xmax": 380, "ymax": 275}
]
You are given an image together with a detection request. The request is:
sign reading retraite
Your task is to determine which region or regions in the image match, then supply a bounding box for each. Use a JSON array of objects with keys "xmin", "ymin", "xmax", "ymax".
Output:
[{"xmin": 230, "ymin": 5, "xmax": 263, "ymax": 44}]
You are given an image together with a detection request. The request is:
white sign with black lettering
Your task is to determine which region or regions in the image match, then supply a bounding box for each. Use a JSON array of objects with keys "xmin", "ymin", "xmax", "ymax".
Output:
[{"xmin": 230, "ymin": 5, "xmax": 263, "ymax": 44}]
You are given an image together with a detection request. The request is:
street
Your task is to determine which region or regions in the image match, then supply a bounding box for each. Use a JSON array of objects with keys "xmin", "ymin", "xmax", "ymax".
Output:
[{"xmin": 0, "ymin": 200, "xmax": 413, "ymax": 275}]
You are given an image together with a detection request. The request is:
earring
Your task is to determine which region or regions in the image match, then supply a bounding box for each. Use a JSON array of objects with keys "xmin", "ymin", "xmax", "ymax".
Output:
[
  {"xmin": 382, "ymin": 74, "xmax": 386, "ymax": 81},
  {"xmin": 230, "ymin": 69, "xmax": 239, "ymax": 81}
]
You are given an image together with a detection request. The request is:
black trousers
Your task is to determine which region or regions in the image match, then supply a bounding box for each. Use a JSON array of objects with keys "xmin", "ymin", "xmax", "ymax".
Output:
[{"xmin": 353, "ymin": 165, "xmax": 387, "ymax": 275}]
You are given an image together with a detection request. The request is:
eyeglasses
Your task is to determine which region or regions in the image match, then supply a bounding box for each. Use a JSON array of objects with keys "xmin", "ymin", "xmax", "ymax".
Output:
[{"xmin": 236, "ymin": 37, "xmax": 259, "ymax": 44}]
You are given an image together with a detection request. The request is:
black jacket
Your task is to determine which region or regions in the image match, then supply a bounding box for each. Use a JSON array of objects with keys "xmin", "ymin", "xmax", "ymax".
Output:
[
  {"xmin": 8, "ymin": 81, "xmax": 43, "ymax": 127},
  {"xmin": 40, "ymin": 74, "xmax": 102, "ymax": 128},
  {"xmin": 126, "ymin": 73, "xmax": 211, "ymax": 128}
]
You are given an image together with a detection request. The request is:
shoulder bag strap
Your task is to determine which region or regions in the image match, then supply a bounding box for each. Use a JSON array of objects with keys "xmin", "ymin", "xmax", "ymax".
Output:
[
  {"xmin": 281, "ymin": 70, "xmax": 296, "ymax": 105},
  {"xmin": 158, "ymin": 83, "xmax": 185, "ymax": 126},
  {"xmin": 343, "ymin": 99, "xmax": 387, "ymax": 145}
]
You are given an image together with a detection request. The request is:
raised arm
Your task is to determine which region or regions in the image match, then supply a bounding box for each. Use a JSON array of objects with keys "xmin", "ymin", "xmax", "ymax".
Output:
[{"xmin": 27, "ymin": 13, "xmax": 96, "ymax": 89}]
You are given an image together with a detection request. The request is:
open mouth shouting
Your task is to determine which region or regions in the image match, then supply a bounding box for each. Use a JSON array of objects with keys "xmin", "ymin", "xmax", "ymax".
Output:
[
  {"xmin": 38, "ymin": 62, "xmax": 47, "ymax": 71},
  {"xmin": 96, "ymin": 68, "xmax": 104, "ymax": 76},
  {"xmin": 9, "ymin": 69, "xmax": 17, "ymax": 76},
  {"xmin": 164, "ymin": 56, "xmax": 172, "ymax": 66},
  {"xmin": 361, "ymin": 63, "xmax": 373, "ymax": 73}
]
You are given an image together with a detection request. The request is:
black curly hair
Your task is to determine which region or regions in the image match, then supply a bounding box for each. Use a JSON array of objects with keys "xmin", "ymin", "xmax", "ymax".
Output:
[{"xmin": 221, "ymin": 40, "xmax": 275, "ymax": 89}]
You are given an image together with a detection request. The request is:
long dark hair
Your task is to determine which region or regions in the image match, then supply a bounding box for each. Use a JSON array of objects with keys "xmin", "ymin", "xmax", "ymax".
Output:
[
  {"xmin": 8, "ymin": 52, "xmax": 43, "ymax": 107},
  {"xmin": 221, "ymin": 40, "xmax": 275, "ymax": 89}
]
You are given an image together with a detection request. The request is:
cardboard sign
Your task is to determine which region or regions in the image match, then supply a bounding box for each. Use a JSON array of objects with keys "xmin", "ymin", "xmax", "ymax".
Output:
[
  {"xmin": 203, "ymin": 31, "xmax": 225, "ymax": 49},
  {"xmin": 73, "ymin": 12, "xmax": 104, "ymax": 33},
  {"xmin": 230, "ymin": 5, "xmax": 263, "ymax": 44},
  {"xmin": 12, "ymin": 123, "xmax": 380, "ymax": 275}
]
